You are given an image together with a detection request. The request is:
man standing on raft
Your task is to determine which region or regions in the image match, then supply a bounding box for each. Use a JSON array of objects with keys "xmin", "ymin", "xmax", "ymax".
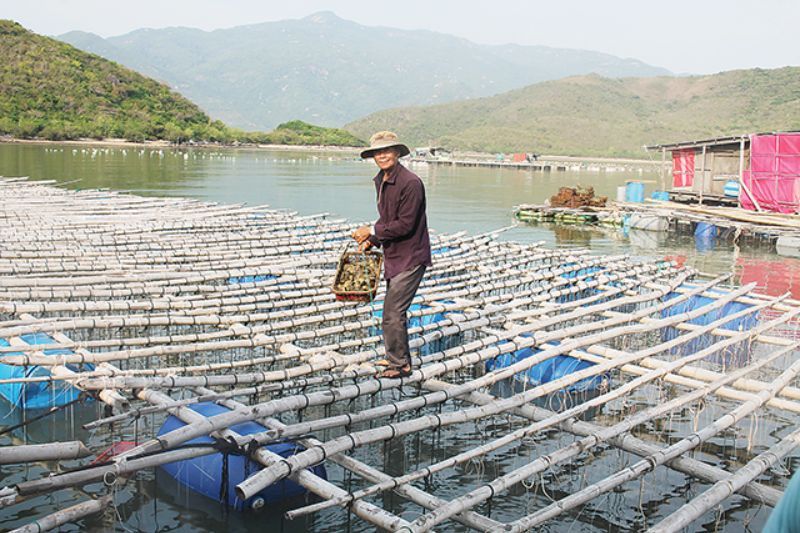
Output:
[{"xmin": 352, "ymin": 131, "xmax": 432, "ymax": 379}]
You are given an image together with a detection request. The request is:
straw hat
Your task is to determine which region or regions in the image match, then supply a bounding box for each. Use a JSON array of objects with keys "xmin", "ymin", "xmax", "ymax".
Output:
[{"xmin": 360, "ymin": 131, "xmax": 411, "ymax": 159}]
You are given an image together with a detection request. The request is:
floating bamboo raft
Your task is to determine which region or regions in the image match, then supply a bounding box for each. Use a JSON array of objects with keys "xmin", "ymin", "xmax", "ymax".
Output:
[
  {"xmin": 1, "ymin": 177, "xmax": 799, "ymax": 531},
  {"xmin": 514, "ymin": 200, "xmax": 800, "ymax": 246}
]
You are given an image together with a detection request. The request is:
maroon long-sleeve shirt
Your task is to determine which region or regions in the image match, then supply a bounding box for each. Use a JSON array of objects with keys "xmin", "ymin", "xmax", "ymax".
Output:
[{"xmin": 367, "ymin": 163, "xmax": 432, "ymax": 280}]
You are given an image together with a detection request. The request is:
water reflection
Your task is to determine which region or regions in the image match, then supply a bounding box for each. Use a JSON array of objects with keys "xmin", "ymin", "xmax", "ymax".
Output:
[{"xmin": 5, "ymin": 142, "xmax": 800, "ymax": 299}]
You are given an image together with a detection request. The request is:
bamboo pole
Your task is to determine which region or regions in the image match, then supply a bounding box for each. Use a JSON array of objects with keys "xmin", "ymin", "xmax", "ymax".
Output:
[
  {"xmin": 82, "ymin": 271, "xmax": 701, "ymax": 462},
  {"xmin": 8, "ymin": 396, "xmax": 409, "ymax": 531},
  {"xmin": 38, "ymin": 260, "xmax": 653, "ymax": 374},
  {"xmin": 0, "ymin": 263, "xmax": 674, "ymax": 385},
  {"xmin": 647, "ymin": 428, "xmax": 800, "ymax": 533},
  {"xmin": 5, "ymin": 179, "xmax": 799, "ymax": 533},
  {"xmin": 8, "ymin": 495, "xmax": 114, "ymax": 533},
  {"xmin": 501, "ymin": 340, "xmax": 800, "ymax": 532},
  {"xmin": 134, "ymin": 390, "xmax": 410, "ymax": 531},
  {"xmin": 233, "ymin": 284, "xmax": 776, "ymax": 499},
  {"xmin": 79, "ymin": 268, "xmax": 680, "ymax": 429},
  {"xmin": 248, "ymin": 281, "xmax": 767, "ymax": 457},
  {"xmin": 10, "ymin": 446, "xmax": 215, "ymax": 499},
  {"xmin": 0, "ymin": 250, "xmax": 595, "ymax": 345},
  {"xmin": 582, "ymin": 343, "xmax": 800, "ymax": 409},
  {"xmin": 0, "ymin": 442, "xmax": 92, "ymax": 465},
  {"xmin": 193, "ymin": 387, "xmax": 502, "ymax": 532},
  {"xmin": 409, "ymin": 332, "xmax": 799, "ymax": 532},
  {"xmin": 282, "ymin": 293, "xmax": 785, "ymax": 518},
  {"xmin": 421, "ymin": 379, "xmax": 783, "ymax": 506}
]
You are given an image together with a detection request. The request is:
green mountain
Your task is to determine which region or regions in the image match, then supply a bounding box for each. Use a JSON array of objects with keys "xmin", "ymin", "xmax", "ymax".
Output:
[
  {"xmin": 346, "ymin": 68, "xmax": 800, "ymax": 158},
  {"xmin": 258, "ymin": 120, "xmax": 365, "ymax": 147},
  {"xmin": 0, "ymin": 20, "xmax": 364, "ymax": 146},
  {"xmin": 58, "ymin": 11, "xmax": 670, "ymax": 130},
  {"xmin": 0, "ymin": 19, "xmax": 224, "ymax": 142}
]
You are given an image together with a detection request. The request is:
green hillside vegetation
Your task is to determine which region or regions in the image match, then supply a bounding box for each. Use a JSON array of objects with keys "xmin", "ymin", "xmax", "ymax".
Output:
[
  {"xmin": 250, "ymin": 120, "xmax": 364, "ymax": 146},
  {"xmin": 346, "ymin": 68, "xmax": 800, "ymax": 158},
  {"xmin": 0, "ymin": 21, "xmax": 365, "ymax": 147}
]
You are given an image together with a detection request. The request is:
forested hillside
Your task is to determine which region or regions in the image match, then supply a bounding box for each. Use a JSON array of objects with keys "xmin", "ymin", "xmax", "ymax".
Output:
[
  {"xmin": 347, "ymin": 68, "xmax": 800, "ymax": 158},
  {"xmin": 0, "ymin": 21, "xmax": 365, "ymax": 146}
]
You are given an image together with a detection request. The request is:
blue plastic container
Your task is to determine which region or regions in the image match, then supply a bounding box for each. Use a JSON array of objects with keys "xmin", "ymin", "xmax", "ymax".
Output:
[
  {"xmin": 661, "ymin": 286, "xmax": 758, "ymax": 366},
  {"xmin": 694, "ymin": 222, "xmax": 717, "ymax": 238},
  {"xmin": 651, "ymin": 190, "xmax": 670, "ymax": 201},
  {"xmin": 694, "ymin": 222, "xmax": 718, "ymax": 252},
  {"xmin": 485, "ymin": 334, "xmax": 608, "ymax": 393},
  {"xmin": 0, "ymin": 334, "xmax": 93, "ymax": 409},
  {"xmin": 158, "ymin": 402, "xmax": 326, "ymax": 511},
  {"xmin": 626, "ymin": 182, "xmax": 645, "ymax": 203},
  {"xmin": 522, "ymin": 355, "xmax": 606, "ymax": 393},
  {"xmin": 724, "ymin": 180, "xmax": 740, "ymax": 197}
]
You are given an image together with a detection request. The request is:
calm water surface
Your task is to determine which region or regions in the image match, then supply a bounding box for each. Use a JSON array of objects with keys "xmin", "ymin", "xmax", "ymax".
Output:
[
  {"xmin": 3, "ymin": 142, "xmax": 799, "ymax": 299},
  {"xmin": 0, "ymin": 143, "xmax": 798, "ymax": 532}
]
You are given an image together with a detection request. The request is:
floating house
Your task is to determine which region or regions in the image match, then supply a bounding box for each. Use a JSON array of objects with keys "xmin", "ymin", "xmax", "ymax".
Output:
[
  {"xmin": 647, "ymin": 132, "xmax": 800, "ymax": 213},
  {"xmin": 413, "ymin": 146, "xmax": 449, "ymax": 158}
]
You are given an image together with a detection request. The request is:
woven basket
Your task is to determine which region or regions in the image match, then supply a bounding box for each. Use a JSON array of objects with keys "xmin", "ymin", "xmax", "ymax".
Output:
[{"xmin": 332, "ymin": 250, "xmax": 383, "ymax": 302}]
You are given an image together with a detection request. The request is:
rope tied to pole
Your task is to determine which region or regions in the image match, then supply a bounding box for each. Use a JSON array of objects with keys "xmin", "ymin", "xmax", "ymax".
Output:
[{"xmin": 0, "ymin": 392, "xmax": 89, "ymax": 437}]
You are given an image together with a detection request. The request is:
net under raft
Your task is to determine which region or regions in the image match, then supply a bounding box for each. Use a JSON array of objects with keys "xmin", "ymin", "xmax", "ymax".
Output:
[{"xmin": 0, "ymin": 177, "xmax": 798, "ymax": 532}]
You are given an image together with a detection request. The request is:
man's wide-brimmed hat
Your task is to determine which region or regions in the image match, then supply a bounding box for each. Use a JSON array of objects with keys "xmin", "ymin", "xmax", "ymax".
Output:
[{"xmin": 360, "ymin": 131, "xmax": 411, "ymax": 159}]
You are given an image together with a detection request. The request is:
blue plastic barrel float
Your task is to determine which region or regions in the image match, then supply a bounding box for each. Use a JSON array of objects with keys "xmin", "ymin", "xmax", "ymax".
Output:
[
  {"xmin": 485, "ymin": 335, "xmax": 609, "ymax": 394},
  {"xmin": 625, "ymin": 182, "xmax": 645, "ymax": 203},
  {"xmin": 660, "ymin": 285, "xmax": 758, "ymax": 367},
  {"xmin": 0, "ymin": 333, "xmax": 93, "ymax": 410},
  {"xmin": 158, "ymin": 402, "xmax": 326, "ymax": 511}
]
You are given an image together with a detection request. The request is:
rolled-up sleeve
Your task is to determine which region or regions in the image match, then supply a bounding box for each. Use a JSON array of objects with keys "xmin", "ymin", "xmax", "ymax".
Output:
[{"xmin": 373, "ymin": 179, "xmax": 423, "ymax": 243}]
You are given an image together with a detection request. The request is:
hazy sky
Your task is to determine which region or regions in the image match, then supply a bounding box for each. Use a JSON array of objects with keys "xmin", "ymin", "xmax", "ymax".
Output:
[{"xmin": 4, "ymin": 0, "xmax": 798, "ymax": 74}]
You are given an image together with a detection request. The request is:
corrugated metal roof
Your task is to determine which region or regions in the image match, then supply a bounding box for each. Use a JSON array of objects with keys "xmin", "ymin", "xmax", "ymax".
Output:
[
  {"xmin": 645, "ymin": 135, "xmax": 749, "ymax": 151},
  {"xmin": 646, "ymin": 131, "xmax": 800, "ymax": 151}
]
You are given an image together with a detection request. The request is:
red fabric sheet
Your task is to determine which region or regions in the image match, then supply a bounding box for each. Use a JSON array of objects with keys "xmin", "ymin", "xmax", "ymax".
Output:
[
  {"xmin": 741, "ymin": 133, "xmax": 800, "ymax": 213},
  {"xmin": 672, "ymin": 149, "xmax": 694, "ymax": 188}
]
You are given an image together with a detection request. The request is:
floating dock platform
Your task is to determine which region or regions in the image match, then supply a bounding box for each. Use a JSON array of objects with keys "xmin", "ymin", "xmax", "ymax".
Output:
[{"xmin": 515, "ymin": 200, "xmax": 800, "ymax": 252}]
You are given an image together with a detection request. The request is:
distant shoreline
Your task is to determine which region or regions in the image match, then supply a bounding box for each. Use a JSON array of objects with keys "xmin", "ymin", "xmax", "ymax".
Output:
[
  {"xmin": 0, "ymin": 136, "xmax": 660, "ymax": 164},
  {"xmin": 0, "ymin": 136, "xmax": 363, "ymax": 154}
]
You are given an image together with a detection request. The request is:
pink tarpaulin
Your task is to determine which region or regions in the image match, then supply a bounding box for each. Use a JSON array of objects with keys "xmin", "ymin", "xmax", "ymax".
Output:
[
  {"xmin": 741, "ymin": 133, "xmax": 800, "ymax": 213},
  {"xmin": 672, "ymin": 149, "xmax": 694, "ymax": 188}
]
